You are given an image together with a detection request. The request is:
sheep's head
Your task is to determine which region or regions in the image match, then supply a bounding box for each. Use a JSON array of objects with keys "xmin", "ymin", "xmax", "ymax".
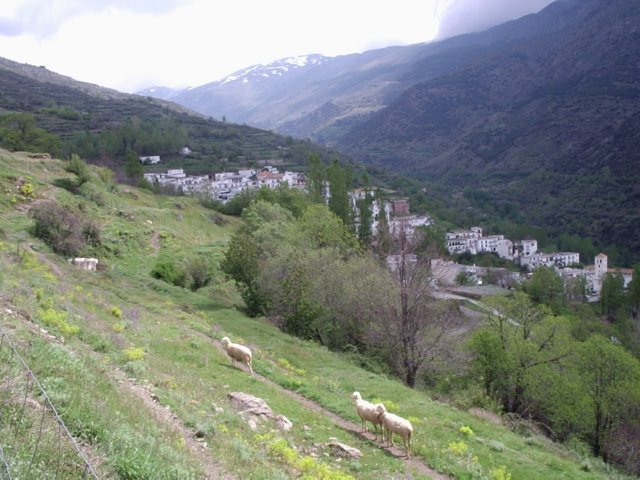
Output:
[
  {"xmin": 351, "ymin": 391, "xmax": 362, "ymax": 402},
  {"xmin": 375, "ymin": 403, "xmax": 387, "ymax": 417},
  {"xmin": 221, "ymin": 337, "xmax": 230, "ymax": 348}
]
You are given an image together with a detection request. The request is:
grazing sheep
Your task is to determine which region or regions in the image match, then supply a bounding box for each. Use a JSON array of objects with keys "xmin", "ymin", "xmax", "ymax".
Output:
[
  {"xmin": 221, "ymin": 336, "xmax": 253, "ymax": 374},
  {"xmin": 375, "ymin": 404, "xmax": 413, "ymax": 458},
  {"xmin": 351, "ymin": 391, "xmax": 384, "ymax": 438}
]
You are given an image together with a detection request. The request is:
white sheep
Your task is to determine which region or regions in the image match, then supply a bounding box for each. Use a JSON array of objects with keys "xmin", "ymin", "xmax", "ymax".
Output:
[
  {"xmin": 221, "ymin": 336, "xmax": 253, "ymax": 374},
  {"xmin": 351, "ymin": 391, "xmax": 384, "ymax": 439},
  {"xmin": 375, "ymin": 404, "xmax": 413, "ymax": 458}
]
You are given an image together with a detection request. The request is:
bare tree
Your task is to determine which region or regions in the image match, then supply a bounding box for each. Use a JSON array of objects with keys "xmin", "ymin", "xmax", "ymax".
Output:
[{"xmin": 372, "ymin": 222, "xmax": 461, "ymax": 387}]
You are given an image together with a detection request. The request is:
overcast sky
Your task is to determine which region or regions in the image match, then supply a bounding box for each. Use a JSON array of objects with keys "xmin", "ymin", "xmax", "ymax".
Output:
[{"xmin": 0, "ymin": 0, "xmax": 555, "ymax": 93}]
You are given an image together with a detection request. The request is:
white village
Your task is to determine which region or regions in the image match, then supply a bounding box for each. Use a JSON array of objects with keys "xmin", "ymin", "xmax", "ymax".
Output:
[{"xmin": 143, "ymin": 161, "xmax": 634, "ymax": 302}]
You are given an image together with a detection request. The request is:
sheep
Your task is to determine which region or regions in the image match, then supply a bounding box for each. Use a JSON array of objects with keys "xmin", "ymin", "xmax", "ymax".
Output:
[
  {"xmin": 351, "ymin": 391, "xmax": 384, "ymax": 439},
  {"xmin": 221, "ymin": 336, "xmax": 253, "ymax": 374},
  {"xmin": 375, "ymin": 404, "xmax": 413, "ymax": 458}
]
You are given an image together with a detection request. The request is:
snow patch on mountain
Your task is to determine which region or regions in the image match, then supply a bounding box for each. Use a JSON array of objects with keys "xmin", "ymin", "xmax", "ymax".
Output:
[{"xmin": 219, "ymin": 54, "xmax": 329, "ymax": 85}]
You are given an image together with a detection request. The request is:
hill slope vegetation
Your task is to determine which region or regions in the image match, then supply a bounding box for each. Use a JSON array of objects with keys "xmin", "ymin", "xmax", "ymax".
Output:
[{"xmin": 0, "ymin": 149, "xmax": 633, "ymax": 479}]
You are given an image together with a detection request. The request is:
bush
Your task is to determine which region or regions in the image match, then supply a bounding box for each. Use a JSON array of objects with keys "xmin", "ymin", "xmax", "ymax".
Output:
[
  {"xmin": 65, "ymin": 154, "xmax": 92, "ymax": 186},
  {"xmin": 150, "ymin": 257, "xmax": 185, "ymax": 287},
  {"xmin": 182, "ymin": 255, "xmax": 212, "ymax": 291},
  {"xmin": 31, "ymin": 200, "xmax": 100, "ymax": 256},
  {"xmin": 151, "ymin": 255, "xmax": 212, "ymax": 291}
]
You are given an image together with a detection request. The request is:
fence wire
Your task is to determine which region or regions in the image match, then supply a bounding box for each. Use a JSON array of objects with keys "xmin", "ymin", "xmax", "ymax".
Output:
[{"xmin": 0, "ymin": 327, "xmax": 99, "ymax": 479}]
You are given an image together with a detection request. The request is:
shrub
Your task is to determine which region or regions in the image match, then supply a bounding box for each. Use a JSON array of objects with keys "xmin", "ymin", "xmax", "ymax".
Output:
[
  {"xmin": 65, "ymin": 154, "xmax": 92, "ymax": 186},
  {"xmin": 490, "ymin": 465, "xmax": 512, "ymax": 480},
  {"xmin": 447, "ymin": 441, "xmax": 468, "ymax": 456},
  {"xmin": 182, "ymin": 255, "xmax": 212, "ymax": 291},
  {"xmin": 151, "ymin": 255, "xmax": 212, "ymax": 291},
  {"xmin": 37, "ymin": 307, "xmax": 80, "ymax": 335},
  {"xmin": 19, "ymin": 182, "xmax": 35, "ymax": 198},
  {"xmin": 31, "ymin": 200, "xmax": 100, "ymax": 256},
  {"xmin": 459, "ymin": 425, "xmax": 475, "ymax": 436},
  {"xmin": 151, "ymin": 257, "xmax": 186, "ymax": 287},
  {"xmin": 123, "ymin": 347, "xmax": 145, "ymax": 362}
]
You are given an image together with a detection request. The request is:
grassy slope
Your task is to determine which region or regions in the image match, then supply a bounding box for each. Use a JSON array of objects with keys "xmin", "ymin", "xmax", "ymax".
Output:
[{"xmin": 0, "ymin": 149, "xmax": 630, "ymax": 479}]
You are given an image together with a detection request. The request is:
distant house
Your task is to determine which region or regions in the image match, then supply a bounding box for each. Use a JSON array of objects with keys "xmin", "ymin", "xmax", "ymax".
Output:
[
  {"xmin": 519, "ymin": 251, "xmax": 580, "ymax": 271},
  {"xmin": 445, "ymin": 227, "xmax": 483, "ymax": 255},
  {"xmin": 139, "ymin": 155, "xmax": 160, "ymax": 164},
  {"xmin": 514, "ymin": 239, "xmax": 538, "ymax": 257}
]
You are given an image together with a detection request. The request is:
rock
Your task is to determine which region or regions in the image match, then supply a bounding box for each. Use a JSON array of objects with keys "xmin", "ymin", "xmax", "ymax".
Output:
[
  {"xmin": 227, "ymin": 392, "xmax": 294, "ymax": 432},
  {"xmin": 324, "ymin": 440, "xmax": 362, "ymax": 459},
  {"xmin": 275, "ymin": 415, "xmax": 293, "ymax": 431},
  {"xmin": 227, "ymin": 392, "xmax": 273, "ymax": 419}
]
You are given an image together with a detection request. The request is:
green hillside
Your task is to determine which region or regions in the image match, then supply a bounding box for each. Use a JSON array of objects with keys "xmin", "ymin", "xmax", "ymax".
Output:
[{"xmin": 0, "ymin": 149, "xmax": 632, "ymax": 479}]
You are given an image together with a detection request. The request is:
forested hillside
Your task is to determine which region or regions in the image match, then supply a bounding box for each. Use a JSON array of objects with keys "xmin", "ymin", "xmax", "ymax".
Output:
[
  {"xmin": 0, "ymin": 56, "xmax": 342, "ymax": 178},
  {"xmin": 338, "ymin": 0, "xmax": 640, "ymax": 263}
]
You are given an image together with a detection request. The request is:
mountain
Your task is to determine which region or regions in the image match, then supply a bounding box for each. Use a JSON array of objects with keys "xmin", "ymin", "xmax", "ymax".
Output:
[
  {"xmin": 338, "ymin": 0, "xmax": 640, "ymax": 261},
  {"xmin": 142, "ymin": 0, "xmax": 640, "ymax": 262},
  {"xmin": 0, "ymin": 56, "xmax": 341, "ymax": 172},
  {"xmin": 139, "ymin": 1, "xmax": 583, "ymax": 142}
]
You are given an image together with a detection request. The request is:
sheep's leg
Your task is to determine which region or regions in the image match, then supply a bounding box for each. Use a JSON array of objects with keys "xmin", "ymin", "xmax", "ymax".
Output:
[{"xmin": 247, "ymin": 360, "xmax": 253, "ymax": 374}]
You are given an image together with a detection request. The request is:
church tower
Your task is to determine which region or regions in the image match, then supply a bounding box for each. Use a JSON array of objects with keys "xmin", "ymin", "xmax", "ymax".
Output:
[{"xmin": 594, "ymin": 253, "xmax": 608, "ymax": 292}]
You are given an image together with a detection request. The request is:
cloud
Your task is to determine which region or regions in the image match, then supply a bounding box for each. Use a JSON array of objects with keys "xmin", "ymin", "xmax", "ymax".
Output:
[
  {"xmin": 0, "ymin": 0, "xmax": 185, "ymax": 38},
  {"xmin": 435, "ymin": 0, "xmax": 555, "ymax": 39}
]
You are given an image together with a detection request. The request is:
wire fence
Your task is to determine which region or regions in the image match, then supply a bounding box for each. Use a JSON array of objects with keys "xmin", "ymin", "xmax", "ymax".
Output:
[{"xmin": 0, "ymin": 327, "xmax": 99, "ymax": 479}]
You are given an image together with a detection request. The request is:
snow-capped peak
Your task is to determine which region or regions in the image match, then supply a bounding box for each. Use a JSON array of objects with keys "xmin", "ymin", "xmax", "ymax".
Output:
[{"xmin": 219, "ymin": 54, "xmax": 329, "ymax": 85}]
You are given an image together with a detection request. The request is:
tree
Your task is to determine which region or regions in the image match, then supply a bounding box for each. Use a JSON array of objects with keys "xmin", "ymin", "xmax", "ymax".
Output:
[
  {"xmin": 0, "ymin": 112, "xmax": 60, "ymax": 155},
  {"xmin": 356, "ymin": 192, "xmax": 374, "ymax": 245},
  {"xmin": 258, "ymin": 244, "xmax": 327, "ymax": 339},
  {"xmin": 297, "ymin": 204, "xmax": 360, "ymax": 255},
  {"xmin": 627, "ymin": 264, "xmax": 640, "ymax": 319},
  {"xmin": 124, "ymin": 148, "xmax": 143, "ymax": 185},
  {"xmin": 372, "ymin": 223, "xmax": 461, "ymax": 387},
  {"xmin": 523, "ymin": 266, "xmax": 564, "ymax": 310},
  {"xmin": 326, "ymin": 159, "xmax": 352, "ymax": 228},
  {"xmin": 306, "ymin": 153, "xmax": 325, "ymax": 203},
  {"xmin": 374, "ymin": 190, "xmax": 392, "ymax": 258},
  {"xmin": 220, "ymin": 227, "xmax": 266, "ymax": 316},
  {"xmin": 473, "ymin": 292, "xmax": 573, "ymax": 413},
  {"xmin": 221, "ymin": 201, "xmax": 295, "ymax": 316},
  {"xmin": 600, "ymin": 272, "xmax": 625, "ymax": 318},
  {"xmin": 468, "ymin": 328, "xmax": 509, "ymax": 398},
  {"xmin": 577, "ymin": 335, "xmax": 640, "ymax": 459},
  {"xmin": 65, "ymin": 153, "xmax": 92, "ymax": 187}
]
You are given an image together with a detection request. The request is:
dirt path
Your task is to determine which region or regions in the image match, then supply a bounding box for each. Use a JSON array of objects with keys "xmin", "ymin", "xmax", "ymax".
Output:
[
  {"xmin": 112, "ymin": 368, "xmax": 236, "ymax": 480},
  {"xmin": 209, "ymin": 335, "xmax": 450, "ymax": 480},
  {"xmin": 149, "ymin": 231, "xmax": 161, "ymax": 254}
]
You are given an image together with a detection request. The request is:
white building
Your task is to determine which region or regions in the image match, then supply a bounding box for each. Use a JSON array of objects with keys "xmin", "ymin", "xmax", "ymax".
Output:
[
  {"xmin": 514, "ymin": 239, "xmax": 538, "ymax": 257},
  {"xmin": 139, "ymin": 155, "xmax": 160, "ymax": 164},
  {"xmin": 445, "ymin": 227, "xmax": 483, "ymax": 255},
  {"xmin": 583, "ymin": 253, "xmax": 635, "ymax": 294},
  {"xmin": 477, "ymin": 235, "xmax": 514, "ymax": 260},
  {"xmin": 519, "ymin": 252, "xmax": 580, "ymax": 271}
]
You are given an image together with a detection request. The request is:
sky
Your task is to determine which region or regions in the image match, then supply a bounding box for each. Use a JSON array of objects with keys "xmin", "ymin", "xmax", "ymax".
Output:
[{"xmin": 0, "ymin": 0, "xmax": 555, "ymax": 93}]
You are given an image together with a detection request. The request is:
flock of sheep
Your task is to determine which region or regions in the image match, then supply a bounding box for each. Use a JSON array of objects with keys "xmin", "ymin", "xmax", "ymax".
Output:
[
  {"xmin": 351, "ymin": 391, "xmax": 413, "ymax": 458},
  {"xmin": 220, "ymin": 336, "xmax": 413, "ymax": 459}
]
